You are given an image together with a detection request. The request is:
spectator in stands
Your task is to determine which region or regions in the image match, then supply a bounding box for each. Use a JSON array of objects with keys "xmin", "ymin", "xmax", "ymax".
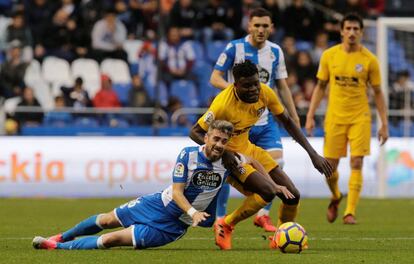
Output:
[
  {"xmin": 310, "ymin": 31, "xmax": 330, "ymax": 63},
  {"xmin": 6, "ymin": 11, "xmax": 33, "ymax": 62},
  {"xmin": 200, "ymin": 0, "xmax": 234, "ymax": 42},
  {"xmin": 389, "ymin": 70, "xmax": 414, "ymax": 125},
  {"xmin": 61, "ymin": 77, "xmax": 92, "ymax": 109},
  {"xmin": 261, "ymin": 0, "xmax": 283, "ymax": 42},
  {"xmin": 14, "ymin": 86, "xmax": 44, "ymax": 127},
  {"xmin": 293, "ymin": 50, "xmax": 317, "ymax": 85},
  {"xmin": 128, "ymin": 75, "xmax": 153, "ymax": 125},
  {"xmin": 129, "ymin": 0, "xmax": 158, "ymax": 39},
  {"xmin": 282, "ymin": 0, "xmax": 315, "ymax": 41},
  {"xmin": 169, "ymin": 0, "xmax": 200, "ymax": 40},
  {"xmin": 43, "ymin": 95, "xmax": 73, "ymax": 127},
  {"xmin": 0, "ymin": 40, "xmax": 28, "ymax": 99},
  {"xmin": 166, "ymin": 96, "xmax": 191, "ymax": 127},
  {"xmin": 91, "ymin": 8, "xmax": 128, "ymax": 62},
  {"xmin": 92, "ymin": 74, "xmax": 121, "ymax": 108},
  {"xmin": 281, "ymin": 35, "xmax": 297, "ymax": 71},
  {"xmin": 340, "ymin": 0, "xmax": 366, "ymax": 17},
  {"xmin": 362, "ymin": 0, "xmax": 385, "ymax": 18},
  {"xmin": 159, "ymin": 26, "xmax": 195, "ymax": 87}
]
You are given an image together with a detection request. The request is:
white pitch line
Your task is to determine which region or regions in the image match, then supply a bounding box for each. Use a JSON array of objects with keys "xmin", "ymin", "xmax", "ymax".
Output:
[{"xmin": 2, "ymin": 237, "xmax": 414, "ymax": 241}]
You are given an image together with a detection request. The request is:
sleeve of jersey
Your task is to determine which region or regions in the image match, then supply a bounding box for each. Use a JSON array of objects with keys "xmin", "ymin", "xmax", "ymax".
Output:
[
  {"xmin": 197, "ymin": 99, "xmax": 223, "ymax": 131},
  {"xmin": 316, "ymin": 51, "xmax": 329, "ymax": 81},
  {"xmin": 275, "ymin": 48, "xmax": 288, "ymax": 80},
  {"xmin": 172, "ymin": 148, "xmax": 189, "ymax": 183},
  {"xmin": 263, "ymin": 85, "xmax": 284, "ymax": 115},
  {"xmin": 368, "ymin": 56, "xmax": 381, "ymax": 87},
  {"xmin": 214, "ymin": 42, "xmax": 235, "ymax": 72}
]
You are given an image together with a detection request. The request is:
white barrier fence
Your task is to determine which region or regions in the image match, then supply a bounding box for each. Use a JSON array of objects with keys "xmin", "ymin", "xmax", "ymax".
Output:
[{"xmin": 0, "ymin": 137, "xmax": 413, "ymax": 197}]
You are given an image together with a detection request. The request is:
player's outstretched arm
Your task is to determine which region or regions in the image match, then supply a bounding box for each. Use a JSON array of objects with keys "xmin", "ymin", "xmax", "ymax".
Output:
[
  {"xmin": 277, "ymin": 78, "xmax": 301, "ymax": 127},
  {"xmin": 190, "ymin": 124, "xmax": 207, "ymax": 145},
  {"xmin": 371, "ymin": 85, "xmax": 389, "ymax": 145},
  {"xmin": 305, "ymin": 79, "xmax": 328, "ymax": 136},
  {"xmin": 172, "ymin": 183, "xmax": 210, "ymax": 227},
  {"xmin": 210, "ymin": 69, "xmax": 231, "ymax": 90},
  {"xmin": 276, "ymin": 110, "xmax": 333, "ymax": 177}
]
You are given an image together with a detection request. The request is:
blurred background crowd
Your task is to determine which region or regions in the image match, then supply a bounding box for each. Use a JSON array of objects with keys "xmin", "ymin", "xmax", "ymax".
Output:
[{"xmin": 0, "ymin": 0, "xmax": 413, "ymax": 136}]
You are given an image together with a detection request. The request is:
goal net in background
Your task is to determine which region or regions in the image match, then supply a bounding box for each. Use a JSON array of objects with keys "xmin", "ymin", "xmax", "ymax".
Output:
[{"xmin": 374, "ymin": 18, "xmax": 414, "ymax": 197}]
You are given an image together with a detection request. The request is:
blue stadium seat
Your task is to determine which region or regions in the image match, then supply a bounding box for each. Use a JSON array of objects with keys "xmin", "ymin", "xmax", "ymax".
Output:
[
  {"xmin": 157, "ymin": 127, "xmax": 190, "ymax": 136},
  {"xmin": 143, "ymin": 77, "xmax": 169, "ymax": 107},
  {"xmin": 170, "ymin": 80, "xmax": 199, "ymax": 107},
  {"xmin": 190, "ymin": 40, "xmax": 205, "ymax": 62},
  {"xmin": 113, "ymin": 83, "xmax": 131, "ymax": 106},
  {"xmin": 205, "ymin": 40, "xmax": 227, "ymax": 64},
  {"xmin": 73, "ymin": 117, "xmax": 100, "ymax": 127},
  {"xmin": 199, "ymin": 82, "xmax": 219, "ymax": 107},
  {"xmin": 296, "ymin": 41, "xmax": 312, "ymax": 51}
]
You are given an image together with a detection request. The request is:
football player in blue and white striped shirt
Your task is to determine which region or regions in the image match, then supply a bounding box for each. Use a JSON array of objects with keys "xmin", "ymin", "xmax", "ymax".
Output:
[{"xmin": 32, "ymin": 120, "xmax": 294, "ymax": 250}]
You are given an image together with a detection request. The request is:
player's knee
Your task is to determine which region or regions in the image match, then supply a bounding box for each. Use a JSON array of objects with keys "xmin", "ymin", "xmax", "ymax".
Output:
[
  {"xmin": 259, "ymin": 184, "xmax": 277, "ymax": 202},
  {"xmin": 350, "ymin": 157, "xmax": 363, "ymax": 169},
  {"xmin": 98, "ymin": 213, "xmax": 119, "ymax": 229},
  {"xmin": 101, "ymin": 234, "xmax": 119, "ymax": 247},
  {"xmin": 282, "ymin": 187, "xmax": 300, "ymax": 205}
]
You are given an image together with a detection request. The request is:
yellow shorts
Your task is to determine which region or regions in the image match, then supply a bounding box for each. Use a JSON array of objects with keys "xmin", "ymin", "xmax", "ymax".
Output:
[
  {"xmin": 324, "ymin": 121, "xmax": 371, "ymax": 158},
  {"xmin": 226, "ymin": 142, "xmax": 278, "ymax": 192}
]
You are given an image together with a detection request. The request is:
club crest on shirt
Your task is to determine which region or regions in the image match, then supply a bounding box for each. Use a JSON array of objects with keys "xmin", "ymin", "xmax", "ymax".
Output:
[
  {"xmin": 258, "ymin": 67, "xmax": 270, "ymax": 84},
  {"xmin": 174, "ymin": 163, "xmax": 185, "ymax": 177},
  {"xmin": 355, "ymin": 64, "xmax": 363, "ymax": 73},
  {"xmin": 204, "ymin": 111, "xmax": 215, "ymax": 125},
  {"xmin": 217, "ymin": 53, "xmax": 227, "ymax": 67},
  {"xmin": 192, "ymin": 170, "xmax": 222, "ymax": 190},
  {"xmin": 257, "ymin": 107, "xmax": 265, "ymax": 117}
]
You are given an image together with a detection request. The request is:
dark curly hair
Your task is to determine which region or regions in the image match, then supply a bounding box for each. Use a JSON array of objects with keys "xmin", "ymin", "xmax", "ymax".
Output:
[{"xmin": 232, "ymin": 60, "xmax": 258, "ymax": 81}]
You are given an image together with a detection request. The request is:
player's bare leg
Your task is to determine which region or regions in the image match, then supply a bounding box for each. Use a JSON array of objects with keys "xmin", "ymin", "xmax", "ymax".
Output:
[
  {"xmin": 325, "ymin": 158, "xmax": 343, "ymax": 223},
  {"xmin": 253, "ymin": 149, "xmax": 283, "ymax": 232},
  {"xmin": 343, "ymin": 156, "xmax": 364, "ymax": 224},
  {"xmin": 267, "ymin": 166, "xmax": 301, "ymax": 226}
]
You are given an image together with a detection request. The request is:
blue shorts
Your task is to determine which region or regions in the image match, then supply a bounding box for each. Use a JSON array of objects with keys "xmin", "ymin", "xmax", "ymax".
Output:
[
  {"xmin": 249, "ymin": 115, "xmax": 283, "ymax": 151},
  {"xmin": 114, "ymin": 193, "xmax": 188, "ymax": 249}
]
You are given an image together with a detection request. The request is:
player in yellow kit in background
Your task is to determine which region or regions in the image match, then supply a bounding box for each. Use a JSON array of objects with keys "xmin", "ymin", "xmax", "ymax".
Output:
[{"xmin": 305, "ymin": 13, "xmax": 389, "ymax": 224}]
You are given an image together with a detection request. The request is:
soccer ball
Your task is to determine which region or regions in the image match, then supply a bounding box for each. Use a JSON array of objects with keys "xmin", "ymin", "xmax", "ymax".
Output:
[{"xmin": 273, "ymin": 222, "xmax": 308, "ymax": 253}]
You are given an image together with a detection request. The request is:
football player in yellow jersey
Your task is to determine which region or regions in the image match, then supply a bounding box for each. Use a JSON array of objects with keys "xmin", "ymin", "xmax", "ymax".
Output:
[
  {"xmin": 190, "ymin": 60, "xmax": 333, "ymax": 250},
  {"xmin": 305, "ymin": 13, "xmax": 389, "ymax": 225}
]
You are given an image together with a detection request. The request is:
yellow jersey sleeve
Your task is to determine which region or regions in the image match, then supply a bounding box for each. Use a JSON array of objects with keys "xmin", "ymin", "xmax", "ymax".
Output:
[
  {"xmin": 262, "ymin": 84, "xmax": 284, "ymax": 115},
  {"xmin": 316, "ymin": 50, "xmax": 330, "ymax": 81},
  {"xmin": 368, "ymin": 56, "xmax": 381, "ymax": 87}
]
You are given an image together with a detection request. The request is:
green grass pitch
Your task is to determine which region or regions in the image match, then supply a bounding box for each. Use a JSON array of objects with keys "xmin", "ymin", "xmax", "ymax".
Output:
[{"xmin": 1, "ymin": 198, "xmax": 413, "ymax": 264}]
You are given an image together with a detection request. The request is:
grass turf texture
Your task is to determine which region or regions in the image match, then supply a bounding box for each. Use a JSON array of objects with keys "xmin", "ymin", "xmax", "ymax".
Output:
[{"xmin": 1, "ymin": 198, "xmax": 414, "ymax": 264}]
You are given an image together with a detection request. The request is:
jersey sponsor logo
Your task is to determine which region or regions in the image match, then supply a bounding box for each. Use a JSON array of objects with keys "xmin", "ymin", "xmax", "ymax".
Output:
[
  {"xmin": 355, "ymin": 64, "xmax": 363, "ymax": 73},
  {"xmin": 258, "ymin": 67, "xmax": 270, "ymax": 84},
  {"xmin": 334, "ymin": 76, "xmax": 359, "ymax": 87},
  {"xmin": 174, "ymin": 162, "xmax": 185, "ymax": 177},
  {"xmin": 217, "ymin": 53, "xmax": 227, "ymax": 67},
  {"xmin": 257, "ymin": 107, "xmax": 265, "ymax": 117},
  {"xmin": 192, "ymin": 170, "xmax": 222, "ymax": 190},
  {"xmin": 204, "ymin": 111, "xmax": 215, "ymax": 125}
]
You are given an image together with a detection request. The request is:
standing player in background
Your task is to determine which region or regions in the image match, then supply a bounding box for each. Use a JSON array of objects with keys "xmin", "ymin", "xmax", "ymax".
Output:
[
  {"xmin": 209, "ymin": 7, "xmax": 300, "ymax": 232},
  {"xmin": 305, "ymin": 13, "xmax": 389, "ymax": 224},
  {"xmin": 33, "ymin": 120, "xmax": 294, "ymax": 250}
]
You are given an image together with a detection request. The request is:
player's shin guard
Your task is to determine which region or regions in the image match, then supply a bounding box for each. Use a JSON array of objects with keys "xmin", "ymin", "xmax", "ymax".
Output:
[
  {"xmin": 225, "ymin": 194, "xmax": 268, "ymax": 226},
  {"xmin": 344, "ymin": 170, "xmax": 362, "ymax": 216},
  {"xmin": 56, "ymin": 236, "xmax": 105, "ymax": 250},
  {"xmin": 61, "ymin": 214, "xmax": 104, "ymax": 242},
  {"xmin": 277, "ymin": 203, "xmax": 298, "ymax": 227},
  {"xmin": 216, "ymin": 183, "xmax": 230, "ymax": 218},
  {"xmin": 326, "ymin": 170, "xmax": 341, "ymax": 200}
]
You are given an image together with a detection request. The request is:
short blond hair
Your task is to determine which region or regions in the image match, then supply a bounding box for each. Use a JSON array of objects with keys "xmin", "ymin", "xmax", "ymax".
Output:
[{"xmin": 208, "ymin": 120, "xmax": 234, "ymax": 137}]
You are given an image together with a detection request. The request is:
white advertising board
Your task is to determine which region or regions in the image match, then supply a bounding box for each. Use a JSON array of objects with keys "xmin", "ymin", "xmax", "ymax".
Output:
[{"xmin": 0, "ymin": 137, "xmax": 413, "ymax": 197}]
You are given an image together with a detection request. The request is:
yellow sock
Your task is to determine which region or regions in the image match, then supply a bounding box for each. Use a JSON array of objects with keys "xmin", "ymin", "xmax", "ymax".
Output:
[
  {"xmin": 224, "ymin": 194, "xmax": 268, "ymax": 226},
  {"xmin": 326, "ymin": 170, "xmax": 341, "ymax": 200},
  {"xmin": 277, "ymin": 203, "xmax": 298, "ymax": 227},
  {"xmin": 344, "ymin": 170, "xmax": 363, "ymax": 216}
]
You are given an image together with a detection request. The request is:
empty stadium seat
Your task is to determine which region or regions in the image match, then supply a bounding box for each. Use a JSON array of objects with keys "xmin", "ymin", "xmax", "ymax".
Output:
[
  {"xmin": 170, "ymin": 80, "xmax": 199, "ymax": 107},
  {"xmin": 42, "ymin": 56, "xmax": 73, "ymax": 96},
  {"xmin": 24, "ymin": 60, "xmax": 54, "ymax": 110},
  {"xmin": 113, "ymin": 83, "xmax": 131, "ymax": 105},
  {"xmin": 3, "ymin": 97, "xmax": 22, "ymax": 115},
  {"xmin": 71, "ymin": 58, "xmax": 101, "ymax": 97},
  {"xmin": 123, "ymin": 39, "xmax": 144, "ymax": 64},
  {"xmin": 205, "ymin": 40, "xmax": 227, "ymax": 64},
  {"xmin": 101, "ymin": 59, "xmax": 131, "ymax": 84}
]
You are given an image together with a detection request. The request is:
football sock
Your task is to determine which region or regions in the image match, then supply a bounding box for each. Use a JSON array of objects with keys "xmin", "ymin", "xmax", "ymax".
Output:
[
  {"xmin": 344, "ymin": 170, "xmax": 362, "ymax": 216},
  {"xmin": 61, "ymin": 214, "xmax": 103, "ymax": 242},
  {"xmin": 225, "ymin": 194, "xmax": 268, "ymax": 226},
  {"xmin": 56, "ymin": 236, "xmax": 105, "ymax": 250},
  {"xmin": 277, "ymin": 203, "xmax": 298, "ymax": 227},
  {"xmin": 257, "ymin": 202, "xmax": 272, "ymax": 217},
  {"xmin": 326, "ymin": 170, "xmax": 341, "ymax": 200},
  {"xmin": 216, "ymin": 183, "xmax": 230, "ymax": 218}
]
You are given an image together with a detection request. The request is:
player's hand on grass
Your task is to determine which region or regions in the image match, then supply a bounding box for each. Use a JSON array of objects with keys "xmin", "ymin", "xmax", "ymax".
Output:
[
  {"xmin": 275, "ymin": 184, "xmax": 295, "ymax": 199},
  {"xmin": 305, "ymin": 117, "xmax": 315, "ymax": 136},
  {"xmin": 378, "ymin": 125, "xmax": 389, "ymax": 146},
  {"xmin": 192, "ymin": 212, "xmax": 210, "ymax": 227},
  {"xmin": 310, "ymin": 154, "xmax": 333, "ymax": 178}
]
